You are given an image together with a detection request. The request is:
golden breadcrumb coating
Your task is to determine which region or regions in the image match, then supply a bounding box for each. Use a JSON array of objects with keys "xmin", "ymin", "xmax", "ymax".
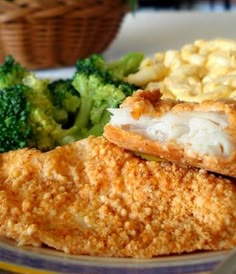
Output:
[
  {"xmin": 0, "ymin": 137, "xmax": 235, "ymax": 258},
  {"xmin": 104, "ymin": 89, "xmax": 236, "ymax": 178}
]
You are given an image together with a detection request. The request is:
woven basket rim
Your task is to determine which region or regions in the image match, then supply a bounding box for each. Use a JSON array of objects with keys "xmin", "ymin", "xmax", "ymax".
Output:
[
  {"xmin": 0, "ymin": 0, "xmax": 129, "ymax": 22},
  {"xmin": 0, "ymin": 0, "xmax": 129, "ymax": 69}
]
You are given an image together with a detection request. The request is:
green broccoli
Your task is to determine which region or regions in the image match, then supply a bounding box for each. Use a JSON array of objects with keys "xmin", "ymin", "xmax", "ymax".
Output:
[
  {"xmin": 0, "ymin": 55, "xmax": 28, "ymax": 89},
  {"xmin": 48, "ymin": 79, "xmax": 80, "ymax": 125},
  {"xmin": 70, "ymin": 53, "xmax": 143, "ymax": 138},
  {"xmin": 0, "ymin": 56, "xmax": 63, "ymax": 152},
  {"xmin": 105, "ymin": 52, "xmax": 144, "ymax": 80},
  {"xmin": 0, "ymin": 53, "xmax": 143, "ymax": 152},
  {"xmin": 0, "ymin": 57, "xmax": 81, "ymax": 151},
  {"xmin": 48, "ymin": 79, "xmax": 80, "ymax": 113},
  {"xmin": 0, "ymin": 85, "xmax": 30, "ymax": 152},
  {"xmin": 0, "ymin": 81, "xmax": 61, "ymax": 152}
]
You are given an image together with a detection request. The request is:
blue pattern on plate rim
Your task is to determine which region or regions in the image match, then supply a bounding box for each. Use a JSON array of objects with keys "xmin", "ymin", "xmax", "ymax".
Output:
[{"xmin": 0, "ymin": 238, "xmax": 228, "ymax": 274}]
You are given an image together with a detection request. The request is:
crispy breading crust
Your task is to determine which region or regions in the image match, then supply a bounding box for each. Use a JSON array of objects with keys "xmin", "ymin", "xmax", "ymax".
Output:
[
  {"xmin": 104, "ymin": 89, "xmax": 236, "ymax": 178},
  {"xmin": 0, "ymin": 136, "xmax": 235, "ymax": 258}
]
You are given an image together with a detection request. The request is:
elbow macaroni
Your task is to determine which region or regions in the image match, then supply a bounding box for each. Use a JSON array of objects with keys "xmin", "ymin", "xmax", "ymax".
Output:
[{"xmin": 126, "ymin": 39, "xmax": 236, "ymax": 102}]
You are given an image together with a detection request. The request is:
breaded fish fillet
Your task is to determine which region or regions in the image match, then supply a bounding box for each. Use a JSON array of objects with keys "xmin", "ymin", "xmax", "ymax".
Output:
[
  {"xmin": 104, "ymin": 89, "xmax": 236, "ymax": 178},
  {"xmin": 0, "ymin": 136, "xmax": 235, "ymax": 258}
]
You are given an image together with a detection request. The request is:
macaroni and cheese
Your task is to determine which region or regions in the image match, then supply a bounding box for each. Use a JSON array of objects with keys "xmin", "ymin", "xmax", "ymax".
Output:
[{"xmin": 126, "ymin": 39, "xmax": 236, "ymax": 102}]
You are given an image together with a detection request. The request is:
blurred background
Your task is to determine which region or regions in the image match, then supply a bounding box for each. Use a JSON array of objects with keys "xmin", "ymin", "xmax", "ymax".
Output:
[
  {"xmin": 1, "ymin": 0, "xmax": 235, "ymax": 71},
  {"xmin": 138, "ymin": 0, "xmax": 236, "ymax": 10}
]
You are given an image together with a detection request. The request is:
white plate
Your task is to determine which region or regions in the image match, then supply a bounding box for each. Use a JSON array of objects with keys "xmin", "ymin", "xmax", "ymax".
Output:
[
  {"xmin": 104, "ymin": 9, "xmax": 236, "ymax": 60},
  {"xmin": 2, "ymin": 9, "xmax": 236, "ymax": 274}
]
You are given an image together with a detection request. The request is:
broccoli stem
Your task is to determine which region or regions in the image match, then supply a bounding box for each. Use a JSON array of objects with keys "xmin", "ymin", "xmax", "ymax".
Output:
[
  {"xmin": 52, "ymin": 96, "xmax": 94, "ymax": 145},
  {"xmin": 72, "ymin": 95, "xmax": 93, "ymax": 130},
  {"xmin": 85, "ymin": 110, "xmax": 110, "ymax": 137}
]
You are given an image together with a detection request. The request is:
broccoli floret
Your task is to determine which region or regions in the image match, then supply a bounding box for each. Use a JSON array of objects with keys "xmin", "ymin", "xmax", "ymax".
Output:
[
  {"xmin": 106, "ymin": 52, "xmax": 144, "ymax": 80},
  {"xmin": 48, "ymin": 79, "xmax": 80, "ymax": 112},
  {"xmin": 0, "ymin": 81, "xmax": 63, "ymax": 152},
  {"xmin": 48, "ymin": 79, "xmax": 80, "ymax": 125},
  {"xmin": 0, "ymin": 56, "xmax": 64, "ymax": 152},
  {"xmin": 68, "ymin": 53, "xmax": 142, "ymax": 139},
  {"xmin": 75, "ymin": 53, "xmax": 144, "ymax": 82},
  {"xmin": 72, "ymin": 74, "xmax": 127, "ymax": 137},
  {"xmin": 0, "ymin": 85, "xmax": 31, "ymax": 152},
  {"xmin": 48, "ymin": 53, "xmax": 143, "ymax": 145},
  {"xmin": 20, "ymin": 73, "xmax": 63, "ymax": 151},
  {"xmin": 0, "ymin": 55, "xmax": 28, "ymax": 88}
]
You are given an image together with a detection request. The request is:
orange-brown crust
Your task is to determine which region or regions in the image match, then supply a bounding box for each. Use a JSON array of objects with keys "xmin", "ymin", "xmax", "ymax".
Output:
[
  {"xmin": 104, "ymin": 89, "xmax": 236, "ymax": 178},
  {"xmin": 104, "ymin": 124, "xmax": 236, "ymax": 178},
  {"xmin": 104, "ymin": 124, "xmax": 186, "ymax": 163},
  {"xmin": 121, "ymin": 89, "xmax": 236, "ymax": 126},
  {"xmin": 121, "ymin": 89, "xmax": 179, "ymax": 119},
  {"xmin": 0, "ymin": 137, "xmax": 235, "ymax": 258}
]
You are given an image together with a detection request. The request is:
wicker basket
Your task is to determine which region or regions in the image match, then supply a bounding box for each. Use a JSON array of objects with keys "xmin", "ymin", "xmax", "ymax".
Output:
[{"xmin": 0, "ymin": 0, "xmax": 129, "ymax": 69}]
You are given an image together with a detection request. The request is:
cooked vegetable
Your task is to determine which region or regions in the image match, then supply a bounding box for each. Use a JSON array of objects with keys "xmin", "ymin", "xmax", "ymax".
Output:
[
  {"xmin": 0, "ymin": 52, "xmax": 143, "ymax": 152},
  {"xmin": 0, "ymin": 56, "xmax": 57, "ymax": 151},
  {"xmin": 72, "ymin": 53, "xmax": 143, "ymax": 137},
  {"xmin": 0, "ymin": 55, "xmax": 28, "ymax": 88},
  {"xmin": 0, "ymin": 85, "xmax": 30, "ymax": 152},
  {"xmin": 48, "ymin": 79, "xmax": 80, "ymax": 125},
  {"xmin": 0, "ymin": 74, "xmax": 64, "ymax": 152},
  {"xmin": 105, "ymin": 52, "xmax": 145, "ymax": 80},
  {"xmin": 0, "ymin": 83, "xmax": 61, "ymax": 152},
  {"xmin": 0, "ymin": 57, "xmax": 66, "ymax": 152}
]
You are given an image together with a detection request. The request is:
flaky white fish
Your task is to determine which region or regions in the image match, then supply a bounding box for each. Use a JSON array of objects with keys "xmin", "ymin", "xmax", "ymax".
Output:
[{"xmin": 104, "ymin": 89, "xmax": 236, "ymax": 178}]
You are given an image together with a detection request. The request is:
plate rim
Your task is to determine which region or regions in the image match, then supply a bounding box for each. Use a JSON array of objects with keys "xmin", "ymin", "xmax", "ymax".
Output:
[{"xmin": 0, "ymin": 236, "xmax": 229, "ymax": 273}]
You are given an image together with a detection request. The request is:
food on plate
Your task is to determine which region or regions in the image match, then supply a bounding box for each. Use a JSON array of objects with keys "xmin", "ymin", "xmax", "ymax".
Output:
[
  {"xmin": 0, "ymin": 136, "xmax": 235, "ymax": 258},
  {"xmin": 126, "ymin": 38, "xmax": 236, "ymax": 102},
  {"xmin": 0, "ymin": 53, "xmax": 143, "ymax": 153},
  {"xmin": 2, "ymin": 39, "xmax": 236, "ymax": 259},
  {"xmin": 104, "ymin": 89, "xmax": 236, "ymax": 178}
]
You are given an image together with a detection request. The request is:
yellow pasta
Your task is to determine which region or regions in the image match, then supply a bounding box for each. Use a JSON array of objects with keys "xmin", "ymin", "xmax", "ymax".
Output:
[{"xmin": 126, "ymin": 39, "xmax": 236, "ymax": 102}]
